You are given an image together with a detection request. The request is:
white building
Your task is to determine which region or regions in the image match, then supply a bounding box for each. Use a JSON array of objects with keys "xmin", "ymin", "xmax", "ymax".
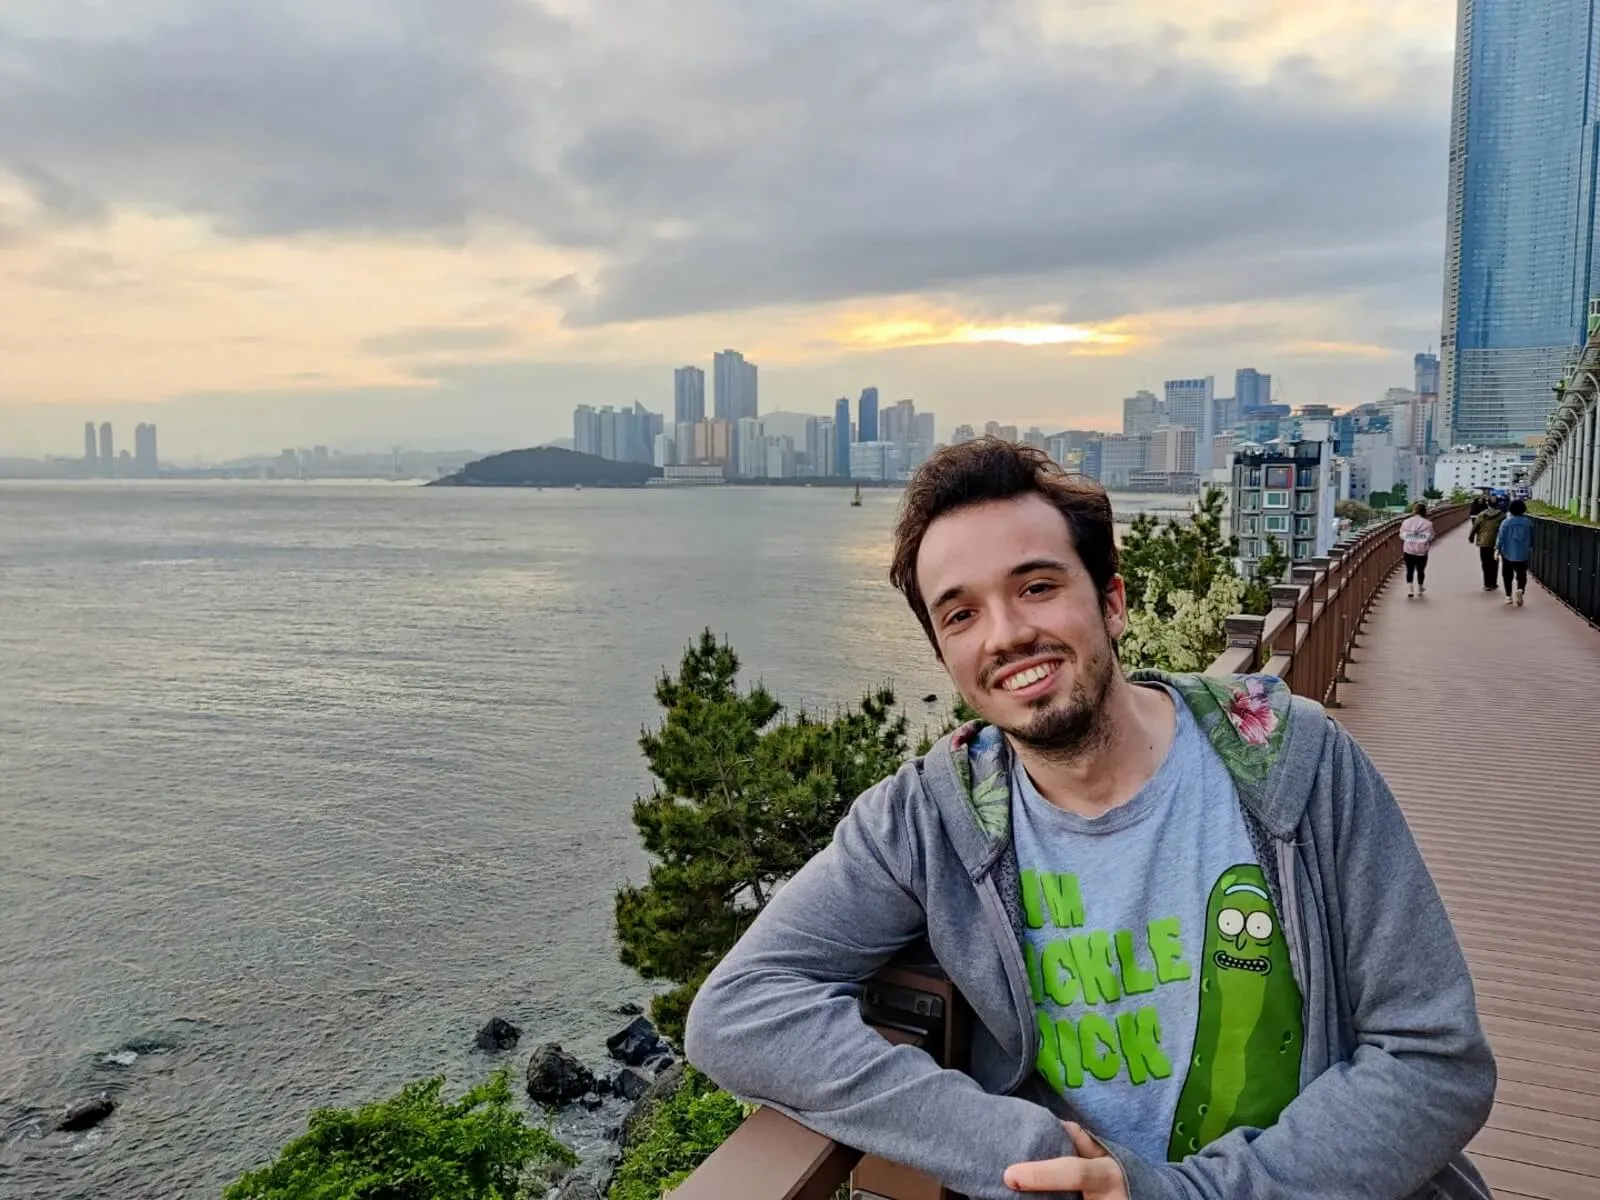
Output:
[
  {"xmin": 735, "ymin": 418, "xmax": 765, "ymax": 478},
  {"xmin": 850, "ymin": 441, "xmax": 892, "ymax": 481},
  {"xmin": 763, "ymin": 436, "xmax": 796, "ymax": 479},
  {"xmin": 1148, "ymin": 425, "xmax": 1198, "ymax": 474},
  {"xmin": 653, "ymin": 433, "xmax": 674, "ymax": 468},
  {"xmin": 1433, "ymin": 446, "xmax": 1533, "ymax": 492},
  {"xmin": 1164, "ymin": 377, "xmax": 1216, "ymax": 468},
  {"xmin": 1229, "ymin": 437, "xmax": 1338, "ymax": 572}
]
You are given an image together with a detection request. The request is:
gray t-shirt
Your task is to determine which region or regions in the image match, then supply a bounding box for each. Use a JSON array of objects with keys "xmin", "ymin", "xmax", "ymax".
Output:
[{"xmin": 1010, "ymin": 685, "xmax": 1303, "ymax": 1163}]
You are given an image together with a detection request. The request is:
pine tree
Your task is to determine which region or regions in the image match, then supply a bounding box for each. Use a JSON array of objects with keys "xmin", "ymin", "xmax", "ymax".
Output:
[
  {"xmin": 1242, "ymin": 535, "xmax": 1291, "ymax": 616},
  {"xmin": 614, "ymin": 630, "xmax": 909, "ymax": 1041}
]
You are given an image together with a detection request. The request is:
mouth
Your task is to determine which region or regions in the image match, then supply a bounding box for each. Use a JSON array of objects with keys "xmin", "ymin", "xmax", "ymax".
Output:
[
  {"xmin": 991, "ymin": 659, "xmax": 1063, "ymax": 701},
  {"xmin": 1214, "ymin": 951, "xmax": 1270, "ymax": 974}
]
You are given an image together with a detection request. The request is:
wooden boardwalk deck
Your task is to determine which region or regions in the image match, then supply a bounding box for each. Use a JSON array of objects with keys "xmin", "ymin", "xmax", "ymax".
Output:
[{"xmin": 1332, "ymin": 532, "xmax": 1600, "ymax": 1200}]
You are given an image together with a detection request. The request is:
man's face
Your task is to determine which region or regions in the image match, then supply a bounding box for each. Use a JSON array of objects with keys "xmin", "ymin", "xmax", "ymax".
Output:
[{"xmin": 916, "ymin": 495, "xmax": 1127, "ymax": 754}]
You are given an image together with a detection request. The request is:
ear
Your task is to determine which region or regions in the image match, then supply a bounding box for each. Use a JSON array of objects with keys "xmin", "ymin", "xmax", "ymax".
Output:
[{"xmin": 1101, "ymin": 574, "xmax": 1129, "ymax": 641}]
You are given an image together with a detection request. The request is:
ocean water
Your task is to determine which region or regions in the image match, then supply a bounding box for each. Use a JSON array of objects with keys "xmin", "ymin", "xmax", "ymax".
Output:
[{"xmin": 0, "ymin": 480, "xmax": 1181, "ymax": 1198}]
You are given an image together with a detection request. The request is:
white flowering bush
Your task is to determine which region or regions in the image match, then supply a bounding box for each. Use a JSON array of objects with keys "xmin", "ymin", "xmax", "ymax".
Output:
[{"xmin": 1120, "ymin": 571, "xmax": 1248, "ymax": 672}]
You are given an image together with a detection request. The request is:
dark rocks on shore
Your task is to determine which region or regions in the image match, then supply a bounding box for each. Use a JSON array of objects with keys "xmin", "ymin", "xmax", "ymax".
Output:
[
  {"xmin": 525, "ymin": 1043, "xmax": 596, "ymax": 1105},
  {"xmin": 619, "ymin": 1063, "xmax": 687, "ymax": 1152},
  {"xmin": 57, "ymin": 1094, "xmax": 115, "ymax": 1132},
  {"xmin": 612, "ymin": 1066, "xmax": 654, "ymax": 1103},
  {"xmin": 613, "ymin": 1001, "xmax": 643, "ymax": 1016},
  {"xmin": 605, "ymin": 1015, "xmax": 669, "ymax": 1067},
  {"xmin": 474, "ymin": 1016, "xmax": 522, "ymax": 1052},
  {"xmin": 922, "ymin": 693, "xmax": 939, "ymax": 703},
  {"xmin": 578, "ymin": 1093, "xmax": 603, "ymax": 1112}
]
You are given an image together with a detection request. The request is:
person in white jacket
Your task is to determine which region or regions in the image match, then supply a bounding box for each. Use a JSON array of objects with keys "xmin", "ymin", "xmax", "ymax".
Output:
[{"xmin": 1400, "ymin": 501, "xmax": 1436, "ymax": 598}]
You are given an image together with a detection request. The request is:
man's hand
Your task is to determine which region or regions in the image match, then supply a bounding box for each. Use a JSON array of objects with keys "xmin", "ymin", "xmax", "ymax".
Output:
[{"xmin": 1002, "ymin": 1121, "xmax": 1129, "ymax": 1198}]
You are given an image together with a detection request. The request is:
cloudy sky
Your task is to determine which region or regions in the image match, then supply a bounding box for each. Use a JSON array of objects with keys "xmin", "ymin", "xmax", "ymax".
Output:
[{"xmin": 1, "ymin": 0, "xmax": 1456, "ymax": 460}]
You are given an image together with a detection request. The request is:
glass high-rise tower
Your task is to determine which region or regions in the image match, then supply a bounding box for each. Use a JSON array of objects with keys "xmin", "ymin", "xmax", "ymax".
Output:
[{"xmin": 1441, "ymin": 0, "xmax": 1600, "ymax": 447}]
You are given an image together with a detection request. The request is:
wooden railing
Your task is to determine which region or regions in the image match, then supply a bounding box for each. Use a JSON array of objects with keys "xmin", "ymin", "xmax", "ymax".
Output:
[
  {"xmin": 1207, "ymin": 504, "xmax": 1468, "ymax": 704},
  {"xmin": 669, "ymin": 956, "xmax": 968, "ymax": 1200},
  {"xmin": 669, "ymin": 506, "xmax": 1468, "ymax": 1199}
]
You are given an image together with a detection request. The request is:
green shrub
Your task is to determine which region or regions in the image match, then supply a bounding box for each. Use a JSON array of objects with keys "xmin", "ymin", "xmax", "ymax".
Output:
[
  {"xmin": 224, "ymin": 1070, "xmax": 576, "ymax": 1200},
  {"xmin": 607, "ymin": 1069, "xmax": 746, "ymax": 1200}
]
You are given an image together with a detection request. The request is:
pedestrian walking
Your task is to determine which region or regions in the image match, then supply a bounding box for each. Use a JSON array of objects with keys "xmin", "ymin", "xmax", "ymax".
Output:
[
  {"xmin": 1470, "ymin": 497, "xmax": 1507, "ymax": 591},
  {"xmin": 1496, "ymin": 498, "xmax": 1535, "ymax": 607},
  {"xmin": 1400, "ymin": 501, "xmax": 1435, "ymax": 598}
]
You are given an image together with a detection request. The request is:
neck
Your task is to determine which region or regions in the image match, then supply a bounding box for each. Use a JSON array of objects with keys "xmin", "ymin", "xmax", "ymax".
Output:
[{"xmin": 1010, "ymin": 677, "xmax": 1176, "ymax": 819}]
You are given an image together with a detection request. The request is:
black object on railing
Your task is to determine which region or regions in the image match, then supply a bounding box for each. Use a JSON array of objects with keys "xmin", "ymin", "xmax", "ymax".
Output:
[{"xmin": 1530, "ymin": 514, "xmax": 1600, "ymax": 626}]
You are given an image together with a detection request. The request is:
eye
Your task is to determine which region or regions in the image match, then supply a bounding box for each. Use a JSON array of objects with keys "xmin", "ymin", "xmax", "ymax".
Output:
[
  {"xmin": 1246, "ymin": 912, "xmax": 1274, "ymax": 941},
  {"xmin": 942, "ymin": 608, "xmax": 974, "ymax": 628},
  {"xmin": 1023, "ymin": 581, "xmax": 1056, "ymax": 596},
  {"xmin": 1217, "ymin": 909, "xmax": 1245, "ymax": 937}
]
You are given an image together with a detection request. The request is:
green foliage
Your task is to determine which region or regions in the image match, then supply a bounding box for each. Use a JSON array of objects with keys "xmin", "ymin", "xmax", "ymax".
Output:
[
  {"xmin": 1423, "ymin": 486, "xmax": 1443, "ymax": 500},
  {"xmin": 1241, "ymin": 535, "xmax": 1291, "ymax": 616},
  {"xmin": 614, "ymin": 630, "xmax": 910, "ymax": 1042},
  {"xmin": 1115, "ymin": 489, "xmax": 1248, "ymax": 671},
  {"xmin": 1367, "ymin": 483, "xmax": 1409, "ymax": 511},
  {"xmin": 223, "ymin": 1071, "xmax": 576, "ymax": 1200},
  {"xmin": 1335, "ymin": 499, "xmax": 1374, "ymax": 526},
  {"xmin": 1448, "ymin": 486, "xmax": 1473, "ymax": 505},
  {"xmin": 607, "ymin": 1069, "xmax": 747, "ymax": 1200},
  {"xmin": 1118, "ymin": 488, "xmax": 1236, "ymax": 618}
]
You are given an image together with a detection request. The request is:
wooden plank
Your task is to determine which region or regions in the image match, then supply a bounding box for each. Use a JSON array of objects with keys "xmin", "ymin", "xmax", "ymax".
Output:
[
  {"xmin": 1472, "ymin": 1153, "xmax": 1598, "ymax": 1200},
  {"xmin": 1330, "ymin": 536, "xmax": 1600, "ymax": 1188},
  {"xmin": 1483, "ymin": 1103, "xmax": 1600, "ymax": 1152},
  {"xmin": 1470, "ymin": 1127, "xmax": 1600, "ymax": 1179}
]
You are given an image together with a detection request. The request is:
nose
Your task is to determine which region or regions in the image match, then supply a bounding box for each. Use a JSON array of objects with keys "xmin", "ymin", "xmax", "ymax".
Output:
[
  {"xmin": 1235, "ymin": 932, "xmax": 1249, "ymax": 951},
  {"xmin": 984, "ymin": 598, "xmax": 1040, "ymax": 662}
]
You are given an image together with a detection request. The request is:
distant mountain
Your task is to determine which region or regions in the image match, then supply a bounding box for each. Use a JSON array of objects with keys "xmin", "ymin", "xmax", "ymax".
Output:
[{"xmin": 428, "ymin": 446, "xmax": 662, "ymax": 487}]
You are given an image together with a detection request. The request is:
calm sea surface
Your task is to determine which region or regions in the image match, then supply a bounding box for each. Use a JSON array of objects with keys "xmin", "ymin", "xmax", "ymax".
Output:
[{"xmin": 0, "ymin": 481, "xmax": 1181, "ymax": 1198}]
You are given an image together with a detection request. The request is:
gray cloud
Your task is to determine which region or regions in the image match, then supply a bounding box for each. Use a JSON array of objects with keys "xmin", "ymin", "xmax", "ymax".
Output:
[{"xmin": 0, "ymin": 0, "xmax": 1451, "ymax": 328}]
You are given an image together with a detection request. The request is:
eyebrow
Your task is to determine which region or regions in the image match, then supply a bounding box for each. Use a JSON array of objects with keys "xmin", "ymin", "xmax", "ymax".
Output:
[{"xmin": 928, "ymin": 558, "xmax": 1073, "ymax": 614}]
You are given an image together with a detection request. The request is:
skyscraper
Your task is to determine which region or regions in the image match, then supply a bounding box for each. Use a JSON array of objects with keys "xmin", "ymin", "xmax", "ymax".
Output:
[
  {"xmin": 1122, "ymin": 391, "xmax": 1162, "ymax": 438},
  {"xmin": 1442, "ymin": 0, "xmax": 1600, "ymax": 446},
  {"xmin": 1414, "ymin": 352, "xmax": 1440, "ymax": 398},
  {"xmin": 880, "ymin": 398, "xmax": 915, "ymax": 444},
  {"xmin": 134, "ymin": 423, "xmax": 158, "ymax": 476},
  {"xmin": 1235, "ymin": 368, "xmax": 1272, "ymax": 410},
  {"xmin": 858, "ymin": 388, "xmax": 879, "ymax": 442},
  {"xmin": 98, "ymin": 422, "xmax": 114, "ymax": 476},
  {"xmin": 1163, "ymin": 378, "xmax": 1214, "ymax": 431},
  {"xmin": 833, "ymin": 397, "xmax": 853, "ymax": 476},
  {"xmin": 713, "ymin": 350, "xmax": 758, "ymax": 422},
  {"xmin": 83, "ymin": 421, "xmax": 98, "ymax": 468},
  {"xmin": 674, "ymin": 366, "xmax": 706, "ymax": 425}
]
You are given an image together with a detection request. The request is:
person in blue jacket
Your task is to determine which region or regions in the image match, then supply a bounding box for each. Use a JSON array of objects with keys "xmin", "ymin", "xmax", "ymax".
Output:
[{"xmin": 1495, "ymin": 499, "xmax": 1535, "ymax": 607}]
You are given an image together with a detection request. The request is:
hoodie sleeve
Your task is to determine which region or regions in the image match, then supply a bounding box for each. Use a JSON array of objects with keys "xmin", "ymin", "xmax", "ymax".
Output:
[
  {"xmin": 1102, "ymin": 719, "xmax": 1496, "ymax": 1200},
  {"xmin": 683, "ymin": 765, "xmax": 1076, "ymax": 1200}
]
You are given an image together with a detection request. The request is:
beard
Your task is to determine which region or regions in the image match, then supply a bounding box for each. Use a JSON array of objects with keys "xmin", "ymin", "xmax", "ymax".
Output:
[{"xmin": 983, "ymin": 631, "xmax": 1117, "ymax": 761}]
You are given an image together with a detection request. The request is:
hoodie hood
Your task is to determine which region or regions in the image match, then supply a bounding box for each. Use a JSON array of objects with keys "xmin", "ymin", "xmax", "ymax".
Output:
[{"xmin": 923, "ymin": 671, "xmax": 1325, "ymax": 875}]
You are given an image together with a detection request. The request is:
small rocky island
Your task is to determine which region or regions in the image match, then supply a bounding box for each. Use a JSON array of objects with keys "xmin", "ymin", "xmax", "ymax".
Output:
[{"xmin": 429, "ymin": 447, "xmax": 662, "ymax": 488}]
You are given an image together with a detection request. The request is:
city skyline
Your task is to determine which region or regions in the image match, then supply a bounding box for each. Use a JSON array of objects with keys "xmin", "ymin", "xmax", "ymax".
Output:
[{"xmin": 1, "ymin": 1, "xmax": 1458, "ymax": 461}]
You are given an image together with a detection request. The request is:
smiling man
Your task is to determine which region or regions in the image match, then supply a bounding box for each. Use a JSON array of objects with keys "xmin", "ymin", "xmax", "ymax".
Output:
[{"xmin": 686, "ymin": 439, "xmax": 1495, "ymax": 1200}]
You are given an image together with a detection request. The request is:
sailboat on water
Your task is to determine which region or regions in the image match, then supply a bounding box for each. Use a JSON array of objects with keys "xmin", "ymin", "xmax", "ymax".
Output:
[{"xmin": 850, "ymin": 484, "xmax": 862, "ymax": 507}]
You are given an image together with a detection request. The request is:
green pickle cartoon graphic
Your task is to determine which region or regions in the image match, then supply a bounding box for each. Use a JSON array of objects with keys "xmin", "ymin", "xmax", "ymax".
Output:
[{"xmin": 1167, "ymin": 864, "xmax": 1303, "ymax": 1160}]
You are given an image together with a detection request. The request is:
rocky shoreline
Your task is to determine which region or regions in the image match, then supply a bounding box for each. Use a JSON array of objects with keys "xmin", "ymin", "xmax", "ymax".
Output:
[{"xmin": 476, "ymin": 1008, "xmax": 689, "ymax": 1200}]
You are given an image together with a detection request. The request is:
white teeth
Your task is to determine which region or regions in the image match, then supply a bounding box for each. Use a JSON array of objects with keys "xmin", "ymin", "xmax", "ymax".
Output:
[{"xmin": 1001, "ymin": 663, "xmax": 1055, "ymax": 691}]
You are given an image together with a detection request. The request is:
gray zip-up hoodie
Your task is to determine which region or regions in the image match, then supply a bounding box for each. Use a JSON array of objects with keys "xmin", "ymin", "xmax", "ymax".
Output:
[{"xmin": 685, "ymin": 671, "xmax": 1496, "ymax": 1200}]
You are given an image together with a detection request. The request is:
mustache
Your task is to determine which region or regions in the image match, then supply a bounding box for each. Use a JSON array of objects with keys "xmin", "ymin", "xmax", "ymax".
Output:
[{"xmin": 979, "ymin": 643, "xmax": 1075, "ymax": 689}]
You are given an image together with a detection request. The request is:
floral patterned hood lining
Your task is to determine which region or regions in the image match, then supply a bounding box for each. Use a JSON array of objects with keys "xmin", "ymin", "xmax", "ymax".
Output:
[{"xmin": 946, "ymin": 671, "xmax": 1293, "ymax": 845}]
